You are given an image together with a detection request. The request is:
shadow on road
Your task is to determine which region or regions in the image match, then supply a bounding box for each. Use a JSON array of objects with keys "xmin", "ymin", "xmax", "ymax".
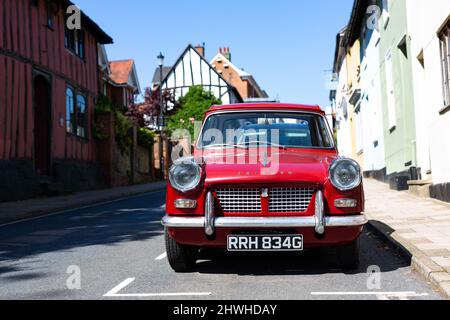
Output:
[
  {"xmin": 0, "ymin": 191, "xmax": 410, "ymax": 280},
  {"xmin": 0, "ymin": 191, "xmax": 166, "ymax": 276},
  {"xmin": 193, "ymin": 228, "xmax": 410, "ymax": 276}
]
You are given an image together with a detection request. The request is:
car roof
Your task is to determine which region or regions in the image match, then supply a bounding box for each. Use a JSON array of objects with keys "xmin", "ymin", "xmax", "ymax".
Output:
[{"xmin": 207, "ymin": 103, "xmax": 325, "ymax": 115}]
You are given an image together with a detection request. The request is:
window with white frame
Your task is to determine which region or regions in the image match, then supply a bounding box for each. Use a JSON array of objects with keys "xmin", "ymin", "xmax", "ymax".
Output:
[
  {"xmin": 385, "ymin": 50, "xmax": 397, "ymax": 130},
  {"xmin": 355, "ymin": 104, "xmax": 363, "ymax": 154},
  {"xmin": 66, "ymin": 86, "xmax": 88, "ymax": 139},
  {"xmin": 439, "ymin": 22, "xmax": 450, "ymax": 107},
  {"xmin": 66, "ymin": 87, "xmax": 75, "ymax": 134},
  {"xmin": 76, "ymin": 95, "xmax": 87, "ymax": 138}
]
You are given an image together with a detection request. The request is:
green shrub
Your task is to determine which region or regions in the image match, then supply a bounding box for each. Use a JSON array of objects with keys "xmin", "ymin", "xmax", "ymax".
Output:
[
  {"xmin": 138, "ymin": 127, "xmax": 156, "ymax": 150},
  {"xmin": 167, "ymin": 86, "xmax": 222, "ymax": 138},
  {"xmin": 114, "ymin": 111, "xmax": 133, "ymax": 154}
]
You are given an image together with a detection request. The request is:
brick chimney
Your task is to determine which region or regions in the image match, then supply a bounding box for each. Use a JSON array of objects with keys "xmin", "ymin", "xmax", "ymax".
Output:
[
  {"xmin": 219, "ymin": 47, "xmax": 231, "ymax": 61},
  {"xmin": 194, "ymin": 43, "xmax": 205, "ymax": 57}
]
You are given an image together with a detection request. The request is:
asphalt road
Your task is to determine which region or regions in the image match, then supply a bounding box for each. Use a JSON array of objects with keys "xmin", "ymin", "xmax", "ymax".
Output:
[{"xmin": 0, "ymin": 190, "xmax": 444, "ymax": 300}]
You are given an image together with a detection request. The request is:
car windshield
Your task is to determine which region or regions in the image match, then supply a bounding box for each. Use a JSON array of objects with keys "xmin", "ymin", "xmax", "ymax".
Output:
[{"xmin": 198, "ymin": 112, "xmax": 334, "ymax": 149}]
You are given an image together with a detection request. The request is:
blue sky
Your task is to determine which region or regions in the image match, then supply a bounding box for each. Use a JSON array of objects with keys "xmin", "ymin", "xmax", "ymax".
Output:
[{"xmin": 75, "ymin": 0, "xmax": 354, "ymax": 107}]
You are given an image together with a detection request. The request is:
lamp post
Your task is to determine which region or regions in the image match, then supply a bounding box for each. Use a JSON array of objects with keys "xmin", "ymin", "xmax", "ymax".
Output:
[{"xmin": 157, "ymin": 52, "xmax": 165, "ymax": 179}]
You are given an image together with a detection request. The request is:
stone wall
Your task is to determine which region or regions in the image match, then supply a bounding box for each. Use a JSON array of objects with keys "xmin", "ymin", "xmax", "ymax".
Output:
[{"xmin": 96, "ymin": 113, "xmax": 156, "ymax": 188}]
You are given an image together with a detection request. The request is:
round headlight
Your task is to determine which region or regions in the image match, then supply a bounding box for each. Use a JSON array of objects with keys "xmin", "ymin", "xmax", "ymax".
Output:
[
  {"xmin": 169, "ymin": 158, "xmax": 202, "ymax": 193},
  {"xmin": 329, "ymin": 158, "xmax": 362, "ymax": 191}
]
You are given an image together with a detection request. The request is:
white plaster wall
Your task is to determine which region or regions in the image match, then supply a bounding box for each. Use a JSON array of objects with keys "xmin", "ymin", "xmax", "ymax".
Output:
[
  {"xmin": 335, "ymin": 58, "xmax": 353, "ymax": 157},
  {"xmin": 360, "ymin": 29, "xmax": 386, "ymax": 172},
  {"xmin": 407, "ymin": 0, "xmax": 450, "ymax": 183}
]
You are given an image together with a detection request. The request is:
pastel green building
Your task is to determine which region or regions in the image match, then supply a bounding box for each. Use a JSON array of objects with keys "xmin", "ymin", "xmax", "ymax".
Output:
[{"xmin": 378, "ymin": 0, "xmax": 418, "ymax": 188}]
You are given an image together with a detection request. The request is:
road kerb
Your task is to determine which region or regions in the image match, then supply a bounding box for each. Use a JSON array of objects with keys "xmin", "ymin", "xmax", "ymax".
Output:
[{"xmin": 367, "ymin": 220, "xmax": 450, "ymax": 299}]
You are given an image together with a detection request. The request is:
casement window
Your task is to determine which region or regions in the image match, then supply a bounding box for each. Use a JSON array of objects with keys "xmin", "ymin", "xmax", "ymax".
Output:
[
  {"xmin": 66, "ymin": 87, "xmax": 75, "ymax": 134},
  {"xmin": 64, "ymin": 25, "xmax": 85, "ymax": 59},
  {"xmin": 46, "ymin": 1, "xmax": 54, "ymax": 28},
  {"xmin": 355, "ymin": 103, "xmax": 363, "ymax": 154},
  {"xmin": 76, "ymin": 95, "xmax": 87, "ymax": 138},
  {"xmin": 440, "ymin": 23, "xmax": 450, "ymax": 108},
  {"xmin": 66, "ymin": 87, "xmax": 88, "ymax": 139},
  {"xmin": 385, "ymin": 50, "xmax": 397, "ymax": 130}
]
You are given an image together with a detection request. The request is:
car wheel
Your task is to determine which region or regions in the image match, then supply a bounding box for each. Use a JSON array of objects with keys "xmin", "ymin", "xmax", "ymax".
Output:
[
  {"xmin": 165, "ymin": 229, "xmax": 198, "ymax": 272},
  {"xmin": 336, "ymin": 238, "xmax": 360, "ymax": 270}
]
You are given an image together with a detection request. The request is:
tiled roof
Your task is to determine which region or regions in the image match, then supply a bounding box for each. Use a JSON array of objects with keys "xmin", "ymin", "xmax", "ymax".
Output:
[
  {"xmin": 109, "ymin": 60, "xmax": 134, "ymax": 85},
  {"xmin": 152, "ymin": 67, "xmax": 172, "ymax": 85},
  {"xmin": 61, "ymin": 0, "xmax": 113, "ymax": 44}
]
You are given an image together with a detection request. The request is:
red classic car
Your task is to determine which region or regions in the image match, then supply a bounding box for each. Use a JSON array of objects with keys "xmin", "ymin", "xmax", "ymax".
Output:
[{"xmin": 162, "ymin": 103, "xmax": 367, "ymax": 272}]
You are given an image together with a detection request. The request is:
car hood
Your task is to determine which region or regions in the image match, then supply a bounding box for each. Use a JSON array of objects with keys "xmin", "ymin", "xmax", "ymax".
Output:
[{"xmin": 199, "ymin": 149, "xmax": 338, "ymax": 186}]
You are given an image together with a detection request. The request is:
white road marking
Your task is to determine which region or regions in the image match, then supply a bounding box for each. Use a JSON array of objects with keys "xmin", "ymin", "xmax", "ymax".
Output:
[
  {"xmin": 155, "ymin": 252, "xmax": 167, "ymax": 260},
  {"xmin": 104, "ymin": 278, "xmax": 136, "ymax": 297},
  {"xmin": 311, "ymin": 291, "xmax": 429, "ymax": 300},
  {"xmin": 104, "ymin": 278, "xmax": 212, "ymax": 298}
]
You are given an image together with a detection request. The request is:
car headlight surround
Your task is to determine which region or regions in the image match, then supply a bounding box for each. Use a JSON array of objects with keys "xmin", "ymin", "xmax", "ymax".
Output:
[
  {"xmin": 169, "ymin": 158, "xmax": 202, "ymax": 193},
  {"xmin": 329, "ymin": 158, "xmax": 362, "ymax": 191}
]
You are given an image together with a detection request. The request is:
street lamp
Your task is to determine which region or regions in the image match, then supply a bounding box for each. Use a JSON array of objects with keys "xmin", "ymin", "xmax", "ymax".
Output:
[
  {"xmin": 157, "ymin": 52, "xmax": 165, "ymax": 179},
  {"xmin": 157, "ymin": 52, "xmax": 165, "ymax": 130}
]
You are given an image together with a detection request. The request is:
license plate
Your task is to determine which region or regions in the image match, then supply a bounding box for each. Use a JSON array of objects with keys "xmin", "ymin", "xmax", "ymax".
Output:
[{"xmin": 227, "ymin": 235, "xmax": 303, "ymax": 252}]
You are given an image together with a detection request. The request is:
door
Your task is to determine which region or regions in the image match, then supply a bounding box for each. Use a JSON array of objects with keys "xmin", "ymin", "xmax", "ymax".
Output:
[{"xmin": 33, "ymin": 75, "xmax": 51, "ymax": 176}]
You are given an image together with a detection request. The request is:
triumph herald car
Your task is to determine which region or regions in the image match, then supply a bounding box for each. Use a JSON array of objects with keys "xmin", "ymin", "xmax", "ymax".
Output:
[{"xmin": 162, "ymin": 103, "xmax": 367, "ymax": 272}]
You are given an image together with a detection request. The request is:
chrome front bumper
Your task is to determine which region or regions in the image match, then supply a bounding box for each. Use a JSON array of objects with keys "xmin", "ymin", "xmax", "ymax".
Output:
[
  {"xmin": 162, "ymin": 191, "xmax": 367, "ymax": 235},
  {"xmin": 161, "ymin": 214, "xmax": 368, "ymax": 228}
]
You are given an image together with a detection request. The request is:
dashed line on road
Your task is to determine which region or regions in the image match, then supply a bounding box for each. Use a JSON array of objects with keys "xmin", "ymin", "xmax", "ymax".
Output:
[
  {"xmin": 311, "ymin": 291, "xmax": 429, "ymax": 300},
  {"xmin": 104, "ymin": 278, "xmax": 212, "ymax": 298},
  {"xmin": 155, "ymin": 252, "xmax": 167, "ymax": 260}
]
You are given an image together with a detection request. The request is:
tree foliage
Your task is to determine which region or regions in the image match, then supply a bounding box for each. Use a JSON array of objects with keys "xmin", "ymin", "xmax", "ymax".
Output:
[
  {"xmin": 127, "ymin": 88, "xmax": 178, "ymax": 128},
  {"xmin": 167, "ymin": 86, "xmax": 222, "ymax": 138},
  {"xmin": 138, "ymin": 127, "xmax": 156, "ymax": 149}
]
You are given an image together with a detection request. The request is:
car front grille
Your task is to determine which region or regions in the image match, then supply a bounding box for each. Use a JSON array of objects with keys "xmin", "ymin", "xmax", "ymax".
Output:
[
  {"xmin": 215, "ymin": 187, "xmax": 315, "ymax": 214},
  {"xmin": 269, "ymin": 188, "xmax": 315, "ymax": 213},
  {"xmin": 215, "ymin": 188, "xmax": 261, "ymax": 213}
]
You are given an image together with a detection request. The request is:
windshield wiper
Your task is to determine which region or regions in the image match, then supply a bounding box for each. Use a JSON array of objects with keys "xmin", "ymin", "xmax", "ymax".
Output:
[
  {"xmin": 203, "ymin": 143, "xmax": 248, "ymax": 149},
  {"xmin": 236, "ymin": 141, "xmax": 287, "ymax": 150},
  {"xmin": 204, "ymin": 142, "xmax": 287, "ymax": 150}
]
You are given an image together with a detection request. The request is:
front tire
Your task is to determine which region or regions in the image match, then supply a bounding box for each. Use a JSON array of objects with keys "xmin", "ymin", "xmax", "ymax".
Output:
[
  {"xmin": 165, "ymin": 229, "xmax": 197, "ymax": 272},
  {"xmin": 336, "ymin": 238, "xmax": 360, "ymax": 270}
]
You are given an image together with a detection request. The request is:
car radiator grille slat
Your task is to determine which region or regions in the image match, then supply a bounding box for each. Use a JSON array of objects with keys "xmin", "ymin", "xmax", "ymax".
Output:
[
  {"xmin": 269, "ymin": 188, "xmax": 315, "ymax": 213},
  {"xmin": 215, "ymin": 187, "xmax": 315, "ymax": 214},
  {"xmin": 215, "ymin": 188, "xmax": 261, "ymax": 213}
]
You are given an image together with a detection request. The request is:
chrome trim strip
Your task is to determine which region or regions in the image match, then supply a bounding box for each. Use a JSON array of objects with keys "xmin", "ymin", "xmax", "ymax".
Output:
[
  {"xmin": 161, "ymin": 214, "xmax": 368, "ymax": 228},
  {"xmin": 195, "ymin": 109, "xmax": 336, "ymax": 150},
  {"xmin": 204, "ymin": 191, "xmax": 215, "ymax": 236},
  {"xmin": 314, "ymin": 190, "xmax": 325, "ymax": 235}
]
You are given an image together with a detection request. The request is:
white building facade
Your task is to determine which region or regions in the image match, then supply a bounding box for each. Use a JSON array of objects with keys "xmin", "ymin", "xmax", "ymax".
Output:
[
  {"xmin": 406, "ymin": 0, "xmax": 450, "ymax": 200},
  {"xmin": 335, "ymin": 57, "xmax": 353, "ymax": 158},
  {"xmin": 359, "ymin": 28, "xmax": 386, "ymax": 175},
  {"xmin": 159, "ymin": 45, "xmax": 242, "ymax": 106}
]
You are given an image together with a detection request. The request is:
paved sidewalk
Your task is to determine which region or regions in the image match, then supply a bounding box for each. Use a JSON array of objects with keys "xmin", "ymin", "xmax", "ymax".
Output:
[
  {"xmin": 0, "ymin": 181, "xmax": 166, "ymax": 225},
  {"xmin": 364, "ymin": 178, "xmax": 450, "ymax": 298}
]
